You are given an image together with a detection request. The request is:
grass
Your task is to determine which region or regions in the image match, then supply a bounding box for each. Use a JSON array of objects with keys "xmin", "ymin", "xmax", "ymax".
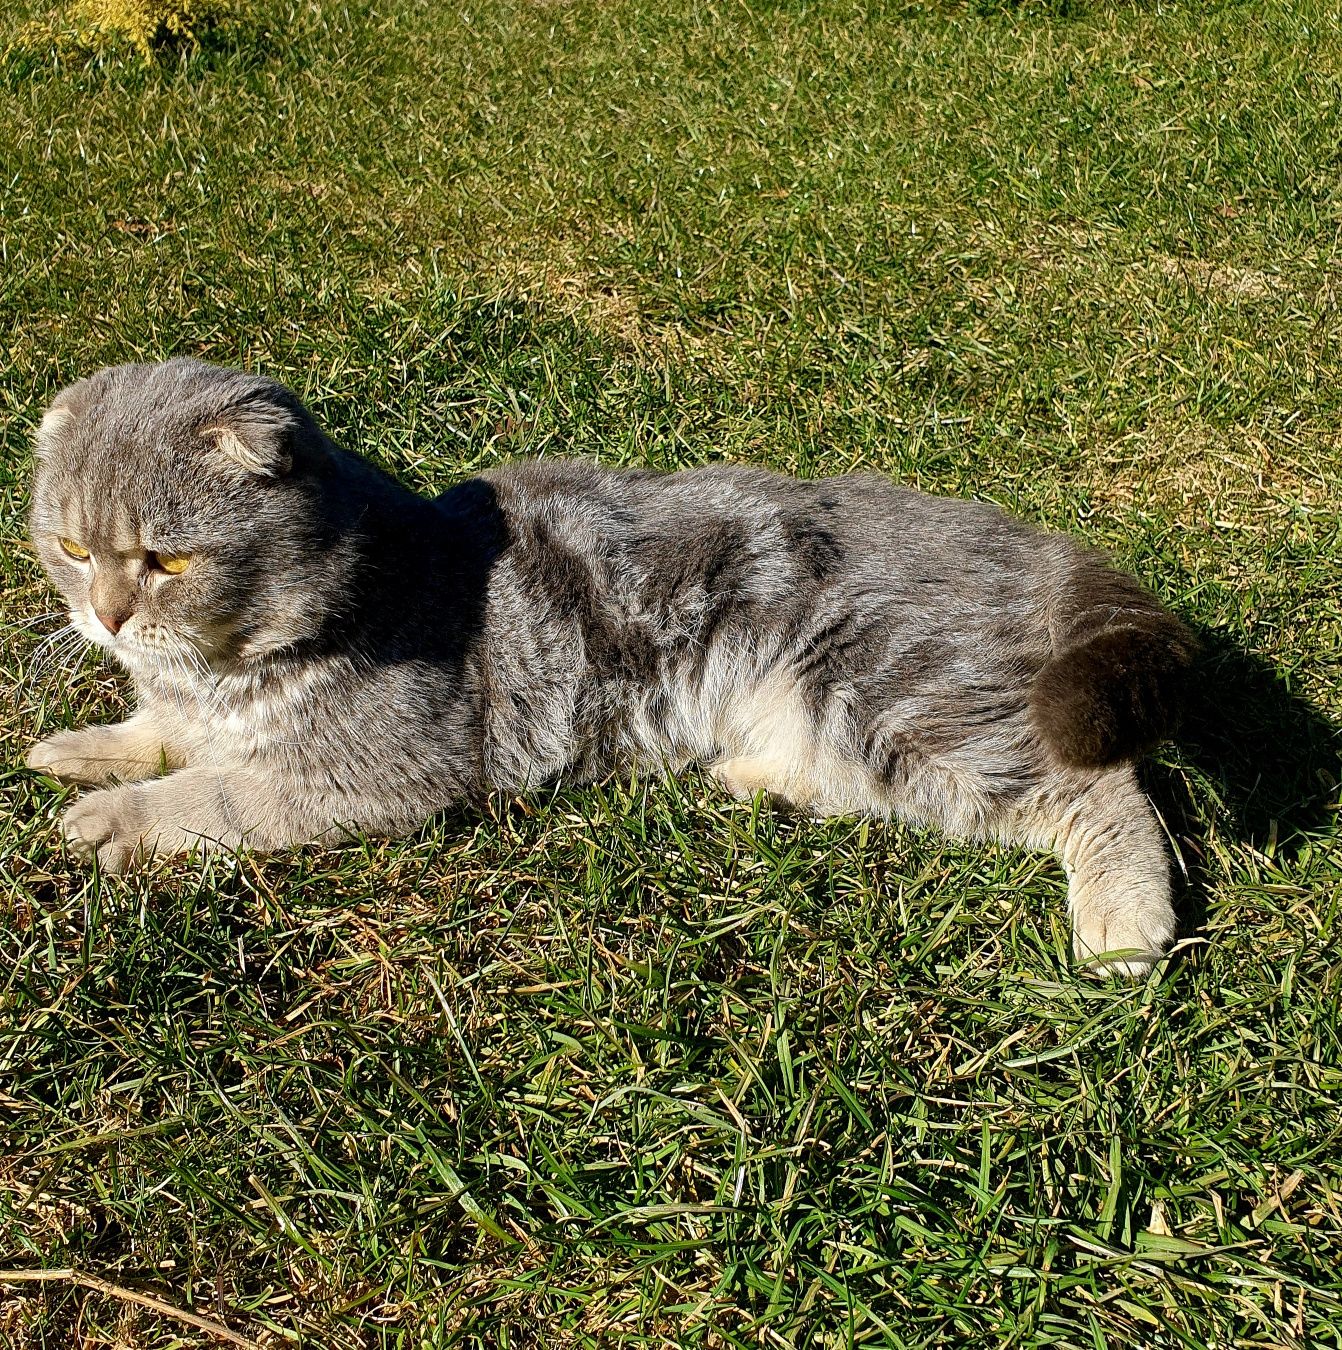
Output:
[{"xmin": 1, "ymin": 0, "xmax": 1340, "ymax": 1344}]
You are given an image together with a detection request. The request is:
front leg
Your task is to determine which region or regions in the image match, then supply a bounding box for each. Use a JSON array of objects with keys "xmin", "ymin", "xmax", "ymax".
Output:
[
  {"xmin": 27, "ymin": 712, "xmax": 182, "ymax": 786},
  {"xmin": 59, "ymin": 765, "xmax": 319, "ymax": 872}
]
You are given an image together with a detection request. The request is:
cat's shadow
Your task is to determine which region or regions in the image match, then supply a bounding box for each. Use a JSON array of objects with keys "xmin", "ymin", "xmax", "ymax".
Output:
[{"xmin": 1148, "ymin": 624, "xmax": 1340, "ymax": 939}]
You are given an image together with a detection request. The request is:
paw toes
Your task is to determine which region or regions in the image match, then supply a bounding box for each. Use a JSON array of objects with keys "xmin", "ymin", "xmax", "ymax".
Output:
[
  {"xmin": 1072, "ymin": 910, "xmax": 1175, "ymax": 979},
  {"xmin": 25, "ymin": 740, "xmax": 53, "ymax": 772},
  {"xmin": 94, "ymin": 840, "xmax": 137, "ymax": 875},
  {"xmin": 27, "ymin": 733, "xmax": 104, "ymax": 785},
  {"xmin": 26, "ymin": 737, "xmax": 74, "ymax": 779},
  {"xmin": 59, "ymin": 793, "xmax": 144, "ymax": 871}
]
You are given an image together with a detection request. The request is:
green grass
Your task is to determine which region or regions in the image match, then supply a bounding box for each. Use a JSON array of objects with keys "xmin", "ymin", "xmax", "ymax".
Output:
[{"xmin": 1, "ymin": 0, "xmax": 1340, "ymax": 1344}]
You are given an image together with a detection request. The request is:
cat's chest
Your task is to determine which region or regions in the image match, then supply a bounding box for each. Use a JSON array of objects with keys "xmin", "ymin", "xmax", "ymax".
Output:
[{"xmin": 143, "ymin": 663, "xmax": 332, "ymax": 757}]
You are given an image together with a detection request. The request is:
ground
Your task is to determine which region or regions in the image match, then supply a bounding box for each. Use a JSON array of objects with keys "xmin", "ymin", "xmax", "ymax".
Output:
[{"xmin": 0, "ymin": 0, "xmax": 1339, "ymax": 1346}]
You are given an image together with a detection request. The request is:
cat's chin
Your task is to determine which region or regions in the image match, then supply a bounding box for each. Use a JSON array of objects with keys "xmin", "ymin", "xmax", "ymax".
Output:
[
  {"xmin": 84, "ymin": 627, "xmax": 222, "ymax": 682},
  {"xmin": 104, "ymin": 642, "xmax": 165, "ymax": 677},
  {"xmin": 71, "ymin": 626, "xmax": 148, "ymax": 675}
]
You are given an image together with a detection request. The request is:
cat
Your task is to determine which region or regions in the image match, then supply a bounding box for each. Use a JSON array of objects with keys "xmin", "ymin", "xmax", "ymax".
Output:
[{"xmin": 25, "ymin": 358, "xmax": 1196, "ymax": 975}]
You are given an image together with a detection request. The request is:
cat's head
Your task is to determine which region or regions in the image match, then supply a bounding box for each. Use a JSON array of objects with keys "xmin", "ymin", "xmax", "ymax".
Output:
[{"xmin": 30, "ymin": 359, "xmax": 343, "ymax": 675}]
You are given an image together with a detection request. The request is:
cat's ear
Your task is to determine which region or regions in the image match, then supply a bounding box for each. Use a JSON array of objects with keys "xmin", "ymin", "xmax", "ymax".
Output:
[
  {"xmin": 33, "ymin": 404, "xmax": 75, "ymax": 459},
  {"xmin": 200, "ymin": 401, "xmax": 297, "ymax": 478}
]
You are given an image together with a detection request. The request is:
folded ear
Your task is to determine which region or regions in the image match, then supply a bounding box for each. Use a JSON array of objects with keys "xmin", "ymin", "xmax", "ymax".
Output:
[
  {"xmin": 33, "ymin": 403, "xmax": 75, "ymax": 459},
  {"xmin": 200, "ymin": 395, "xmax": 299, "ymax": 478}
]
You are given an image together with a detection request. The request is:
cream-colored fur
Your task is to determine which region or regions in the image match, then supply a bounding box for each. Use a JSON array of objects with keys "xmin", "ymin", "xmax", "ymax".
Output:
[
  {"xmin": 1047, "ymin": 767, "xmax": 1175, "ymax": 976},
  {"xmin": 709, "ymin": 669, "xmax": 881, "ymax": 815},
  {"xmin": 26, "ymin": 712, "xmax": 181, "ymax": 785}
]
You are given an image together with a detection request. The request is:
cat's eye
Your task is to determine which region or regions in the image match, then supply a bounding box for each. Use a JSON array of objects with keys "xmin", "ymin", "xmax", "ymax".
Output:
[
  {"xmin": 148, "ymin": 551, "xmax": 192, "ymax": 575},
  {"xmin": 58, "ymin": 537, "xmax": 89, "ymax": 561}
]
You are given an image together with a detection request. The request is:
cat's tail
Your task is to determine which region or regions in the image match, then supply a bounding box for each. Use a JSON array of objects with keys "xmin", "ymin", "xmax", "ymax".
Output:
[{"xmin": 1031, "ymin": 560, "xmax": 1197, "ymax": 769}]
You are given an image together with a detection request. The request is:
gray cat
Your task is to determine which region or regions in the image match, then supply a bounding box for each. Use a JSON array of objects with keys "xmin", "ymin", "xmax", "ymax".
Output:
[{"xmin": 26, "ymin": 359, "xmax": 1195, "ymax": 975}]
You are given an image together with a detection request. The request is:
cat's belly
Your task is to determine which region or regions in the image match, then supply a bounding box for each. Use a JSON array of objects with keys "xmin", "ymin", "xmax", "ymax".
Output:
[
  {"xmin": 621, "ymin": 651, "xmax": 1036, "ymax": 835},
  {"xmin": 625, "ymin": 660, "xmax": 888, "ymax": 816},
  {"xmin": 706, "ymin": 667, "xmax": 887, "ymax": 815}
]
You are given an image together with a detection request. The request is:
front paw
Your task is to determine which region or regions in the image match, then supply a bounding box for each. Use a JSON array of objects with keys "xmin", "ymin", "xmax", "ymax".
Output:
[
  {"xmin": 60, "ymin": 788, "xmax": 149, "ymax": 874},
  {"xmin": 27, "ymin": 730, "xmax": 117, "ymax": 785}
]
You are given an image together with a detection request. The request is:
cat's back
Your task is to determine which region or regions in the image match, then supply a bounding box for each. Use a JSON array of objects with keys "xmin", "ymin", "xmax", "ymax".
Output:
[{"xmin": 479, "ymin": 457, "xmax": 1065, "ymax": 599}]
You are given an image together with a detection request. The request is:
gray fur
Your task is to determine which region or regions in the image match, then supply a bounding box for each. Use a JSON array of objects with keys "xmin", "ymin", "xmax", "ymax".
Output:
[{"xmin": 27, "ymin": 359, "xmax": 1192, "ymax": 975}]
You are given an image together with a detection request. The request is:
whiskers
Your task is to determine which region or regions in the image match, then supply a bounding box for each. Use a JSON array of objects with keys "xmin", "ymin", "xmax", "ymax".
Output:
[
  {"xmin": 3, "ymin": 608, "xmax": 70, "ymax": 636},
  {"xmin": 17, "ymin": 617, "xmax": 99, "ymax": 703},
  {"xmin": 140, "ymin": 629, "xmax": 228, "ymax": 719}
]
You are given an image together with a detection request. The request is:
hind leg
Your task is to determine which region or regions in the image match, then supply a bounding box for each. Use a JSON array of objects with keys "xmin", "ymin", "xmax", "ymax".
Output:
[{"xmin": 1032, "ymin": 765, "xmax": 1175, "ymax": 976}]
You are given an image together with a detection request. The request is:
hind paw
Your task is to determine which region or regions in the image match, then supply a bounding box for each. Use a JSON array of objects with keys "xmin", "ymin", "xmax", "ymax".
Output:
[{"xmin": 1072, "ymin": 900, "xmax": 1176, "ymax": 978}]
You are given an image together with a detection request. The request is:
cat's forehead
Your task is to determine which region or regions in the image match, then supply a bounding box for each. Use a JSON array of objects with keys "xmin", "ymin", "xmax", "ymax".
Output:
[
  {"xmin": 37, "ymin": 359, "xmax": 303, "ymax": 498},
  {"xmin": 41, "ymin": 403, "xmax": 185, "ymax": 484},
  {"xmin": 35, "ymin": 417, "xmax": 233, "ymax": 545},
  {"xmin": 39, "ymin": 384, "xmax": 233, "ymax": 491},
  {"xmin": 39, "ymin": 466, "xmax": 203, "ymax": 545}
]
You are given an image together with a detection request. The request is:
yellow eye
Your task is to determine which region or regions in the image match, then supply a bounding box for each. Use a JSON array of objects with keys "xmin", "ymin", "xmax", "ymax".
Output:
[
  {"xmin": 150, "ymin": 552, "xmax": 192, "ymax": 575},
  {"xmin": 58, "ymin": 537, "xmax": 89, "ymax": 561}
]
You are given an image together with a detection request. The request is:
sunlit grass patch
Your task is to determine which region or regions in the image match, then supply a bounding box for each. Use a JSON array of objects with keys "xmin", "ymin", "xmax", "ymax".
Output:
[{"xmin": 0, "ymin": 0, "xmax": 1340, "ymax": 1343}]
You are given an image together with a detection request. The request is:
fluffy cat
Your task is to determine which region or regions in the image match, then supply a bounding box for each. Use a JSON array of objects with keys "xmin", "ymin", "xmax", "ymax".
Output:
[{"xmin": 26, "ymin": 359, "xmax": 1196, "ymax": 975}]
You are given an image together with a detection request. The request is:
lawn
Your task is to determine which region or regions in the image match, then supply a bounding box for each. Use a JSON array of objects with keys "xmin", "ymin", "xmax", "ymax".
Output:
[{"xmin": 1, "ymin": 0, "xmax": 1340, "ymax": 1344}]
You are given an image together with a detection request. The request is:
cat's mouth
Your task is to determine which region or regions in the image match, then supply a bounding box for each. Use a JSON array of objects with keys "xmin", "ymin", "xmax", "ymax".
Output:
[
  {"xmin": 72, "ymin": 609, "xmax": 121, "ymax": 650},
  {"xmin": 74, "ymin": 608, "xmax": 219, "ymax": 675},
  {"xmin": 67, "ymin": 594, "xmax": 302, "ymax": 676}
]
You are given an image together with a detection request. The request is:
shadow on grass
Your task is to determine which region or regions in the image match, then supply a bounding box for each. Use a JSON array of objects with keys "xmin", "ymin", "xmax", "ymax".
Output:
[{"xmin": 1151, "ymin": 624, "xmax": 1341, "ymax": 938}]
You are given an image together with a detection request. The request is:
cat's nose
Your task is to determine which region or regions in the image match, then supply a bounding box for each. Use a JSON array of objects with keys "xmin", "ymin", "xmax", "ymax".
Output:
[{"xmin": 96, "ymin": 611, "xmax": 128, "ymax": 635}]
